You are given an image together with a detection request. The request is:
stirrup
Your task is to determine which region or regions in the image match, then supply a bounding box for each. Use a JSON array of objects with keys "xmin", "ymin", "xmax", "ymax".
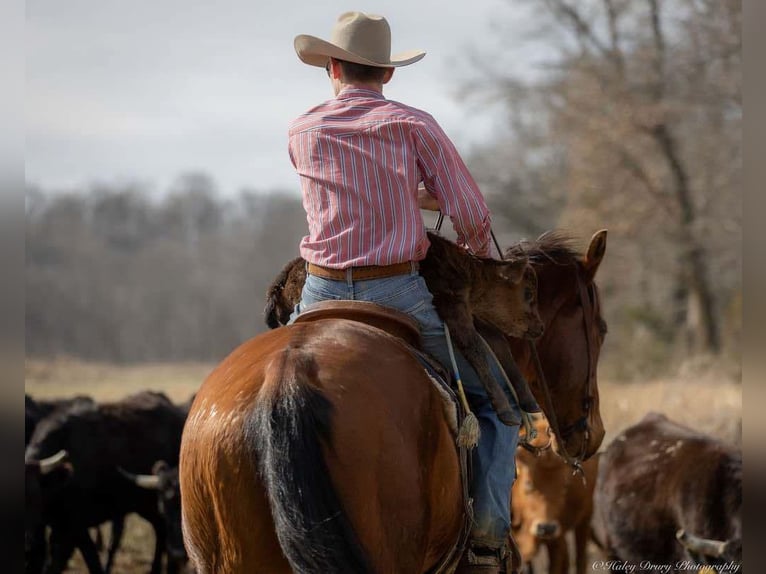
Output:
[
  {"xmin": 457, "ymin": 543, "xmax": 510, "ymax": 574},
  {"xmin": 519, "ymin": 410, "xmax": 552, "ymax": 451}
]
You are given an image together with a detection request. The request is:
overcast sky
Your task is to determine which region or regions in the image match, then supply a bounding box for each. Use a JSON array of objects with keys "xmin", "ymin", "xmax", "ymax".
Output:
[{"xmin": 26, "ymin": 0, "xmax": 535, "ymax": 196}]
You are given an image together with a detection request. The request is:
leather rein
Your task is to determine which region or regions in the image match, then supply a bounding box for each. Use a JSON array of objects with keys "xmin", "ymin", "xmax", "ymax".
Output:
[{"xmin": 526, "ymin": 265, "xmax": 599, "ymax": 476}]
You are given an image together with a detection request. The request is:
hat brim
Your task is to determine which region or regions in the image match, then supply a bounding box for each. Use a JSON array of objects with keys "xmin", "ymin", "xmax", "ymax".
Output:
[{"xmin": 294, "ymin": 34, "xmax": 426, "ymax": 68}]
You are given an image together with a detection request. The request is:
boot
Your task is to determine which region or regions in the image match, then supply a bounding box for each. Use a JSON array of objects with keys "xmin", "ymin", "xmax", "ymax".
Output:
[
  {"xmin": 518, "ymin": 410, "xmax": 552, "ymax": 450},
  {"xmin": 455, "ymin": 543, "xmax": 509, "ymax": 574}
]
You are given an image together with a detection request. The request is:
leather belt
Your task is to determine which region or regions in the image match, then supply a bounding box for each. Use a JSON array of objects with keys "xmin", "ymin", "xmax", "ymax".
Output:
[{"xmin": 307, "ymin": 261, "xmax": 418, "ymax": 281}]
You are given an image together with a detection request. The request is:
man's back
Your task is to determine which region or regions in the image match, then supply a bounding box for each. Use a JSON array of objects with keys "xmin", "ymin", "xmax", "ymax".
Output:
[{"xmin": 289, "ymin": 87, "xmax": 490, "ymax": 267}]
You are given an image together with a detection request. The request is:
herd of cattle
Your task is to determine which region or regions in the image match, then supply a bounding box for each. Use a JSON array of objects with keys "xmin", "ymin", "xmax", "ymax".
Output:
[
  {"xmin": 25, "ymin": 391, "xmax": 741, "ymax": 574},
  {"xmin": 512, "ymin": 412, "xmax": 741, "ymax": 573},
  {"xmin": 25, "ymin": 391, "xmax": 193, "ymax": 574}
]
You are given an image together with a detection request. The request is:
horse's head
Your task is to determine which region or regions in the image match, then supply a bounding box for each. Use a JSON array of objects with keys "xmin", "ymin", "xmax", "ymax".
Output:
[
  {"xmin": 473, "ymin": 257, "xmax": 544, "ymax": 340},
  {"xmin": 508, "ymin": 229, "xmax": 608, "ymax": 462}
]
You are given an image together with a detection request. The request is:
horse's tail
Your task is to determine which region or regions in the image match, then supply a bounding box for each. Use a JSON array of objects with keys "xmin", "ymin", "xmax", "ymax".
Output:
[{"xmin": 248, "ymin": 348, "xmax": 373, "ymax": 574}]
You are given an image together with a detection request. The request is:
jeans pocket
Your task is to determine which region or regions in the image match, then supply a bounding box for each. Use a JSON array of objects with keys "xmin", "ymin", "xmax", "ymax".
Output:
[
  {"xmin": 302, "ymin": 277, "xmax": 345, "ymax": 306},
  {"xmin": 356, "ymin": 276, "xmax": 421, "ymax": 310}
]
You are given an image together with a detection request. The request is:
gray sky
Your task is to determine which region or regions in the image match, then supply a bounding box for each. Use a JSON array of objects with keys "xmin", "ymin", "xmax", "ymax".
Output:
[{"xmin": 27, "ymin": 0, "xmax": 531, "ymax": 196}]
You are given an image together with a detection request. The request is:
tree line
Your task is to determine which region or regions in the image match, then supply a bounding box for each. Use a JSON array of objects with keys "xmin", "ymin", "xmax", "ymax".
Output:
[{"xmin": 26, "ymin": 173, "xmax": 307, "ymax": 362}]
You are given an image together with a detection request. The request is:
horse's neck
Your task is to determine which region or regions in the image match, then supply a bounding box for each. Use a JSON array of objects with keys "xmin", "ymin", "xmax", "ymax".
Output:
[{"xmin": 536, "ymin": 264, "xmax": 575, "ymax": 324}]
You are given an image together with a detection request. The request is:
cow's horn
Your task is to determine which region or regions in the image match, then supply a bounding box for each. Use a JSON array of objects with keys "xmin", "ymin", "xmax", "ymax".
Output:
[
  {"xmin": 676, "ymin": 529, "xmax": 728, "ymax": 557},
  {"xmin": 118, "ymin": 467, "xmax": 161, "ymax": 490},
  {"xmin": 39, "ymin": 450, "xmax": 68, "ymax": 474}
]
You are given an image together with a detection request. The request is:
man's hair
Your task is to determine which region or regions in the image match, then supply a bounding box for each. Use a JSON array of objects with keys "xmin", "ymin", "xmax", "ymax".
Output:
[{"xmin": 337, "ymin": 59, "xmax": 390, "ymax": 83}]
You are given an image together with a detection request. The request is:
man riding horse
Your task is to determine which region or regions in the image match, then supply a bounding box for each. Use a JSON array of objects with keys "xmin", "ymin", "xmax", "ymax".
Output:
[{"xmin": 288, "ymin": 12, "xmax": 549, "ymax": 572}]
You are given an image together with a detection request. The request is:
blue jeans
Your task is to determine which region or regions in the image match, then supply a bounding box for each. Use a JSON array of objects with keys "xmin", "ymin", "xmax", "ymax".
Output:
[{"xmin": 289, "ymin": 268, "xmax": 520, "ymax": 547}]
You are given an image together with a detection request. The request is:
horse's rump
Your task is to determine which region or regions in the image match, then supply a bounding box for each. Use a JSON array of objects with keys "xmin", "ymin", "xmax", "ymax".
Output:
[{"xmin": 180, "ymin": 320, "xmax": 463, "ymax": 573}]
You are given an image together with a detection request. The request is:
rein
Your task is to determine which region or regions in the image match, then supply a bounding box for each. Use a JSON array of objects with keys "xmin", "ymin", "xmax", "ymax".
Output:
[
  {"xmin": 528, "ymin": 343, "xmax": 584, "ymax": 477},
  {"xmin": 527, "ymin": 266, "xmax": 598, "ymax": 477}
]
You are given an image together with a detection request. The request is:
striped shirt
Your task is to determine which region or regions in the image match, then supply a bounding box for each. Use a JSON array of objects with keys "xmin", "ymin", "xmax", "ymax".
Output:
[{"xmin": 288, "ymin": 86, "xmax": 491, "ymax": 268}]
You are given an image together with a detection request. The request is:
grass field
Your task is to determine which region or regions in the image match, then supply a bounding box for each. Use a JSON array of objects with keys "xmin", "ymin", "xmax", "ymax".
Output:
[{"xmin": 26, "ymin": 357, "xmax": 741, "ymax": 573}]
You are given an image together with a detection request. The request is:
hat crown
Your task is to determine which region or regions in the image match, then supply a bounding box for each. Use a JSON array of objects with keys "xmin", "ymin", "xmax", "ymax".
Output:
[
  {"xmin": 293, "ymin": 11, "xmax": 425, "ymax": 68},
  {"xmin": 330, "ymin": 12, "xmax": 391, "ymax": 64}
]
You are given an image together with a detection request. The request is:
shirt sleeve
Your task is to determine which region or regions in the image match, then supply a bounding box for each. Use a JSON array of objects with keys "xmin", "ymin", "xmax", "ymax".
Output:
[{"xmin": 412, "ymin": 114, "xmax": 492, "ymax": 257}]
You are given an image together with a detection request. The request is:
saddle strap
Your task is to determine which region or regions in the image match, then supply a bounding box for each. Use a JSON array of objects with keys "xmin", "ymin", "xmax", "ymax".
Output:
[{"xmin": 408, "ymin": 347, "xmax": 474, "ymax": 574}]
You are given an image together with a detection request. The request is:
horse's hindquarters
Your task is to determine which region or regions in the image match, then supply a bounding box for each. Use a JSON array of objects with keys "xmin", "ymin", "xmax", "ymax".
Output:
[
  {"xmin": 179, "ymin": 327, "xmax": 302, "ymax": 573},
  {"xmin": 180, "ymin": 321, "xmax": 463, "ymax": 574}
]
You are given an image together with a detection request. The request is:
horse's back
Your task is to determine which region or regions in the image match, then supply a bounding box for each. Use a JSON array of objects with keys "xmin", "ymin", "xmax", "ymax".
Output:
[{"xmin": 180, "ymin": 320, "xmax": 462, "ymax": 573}]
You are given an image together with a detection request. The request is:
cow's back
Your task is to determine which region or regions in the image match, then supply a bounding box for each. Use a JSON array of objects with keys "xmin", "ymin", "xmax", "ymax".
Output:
[{"xmin": 594, "ymin": 412, "xmax": 741, "ymax": 565}]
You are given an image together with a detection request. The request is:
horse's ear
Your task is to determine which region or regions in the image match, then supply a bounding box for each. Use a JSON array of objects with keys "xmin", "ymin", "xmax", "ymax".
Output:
[
  {"xmin": 583, "ymin": 229, "xmax": 607, "ymax": 280},
  {"xmin": 498, "ymin": 257, "xmax": 528, "ymax": 284}
]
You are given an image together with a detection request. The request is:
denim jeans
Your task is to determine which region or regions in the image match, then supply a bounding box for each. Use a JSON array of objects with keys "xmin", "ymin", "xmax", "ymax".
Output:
[{"xmin": 289, "ymin": 268, "xmax": 520, "ymax": 547}]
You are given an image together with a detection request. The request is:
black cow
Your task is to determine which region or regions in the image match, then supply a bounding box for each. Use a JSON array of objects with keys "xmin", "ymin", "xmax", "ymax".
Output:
[
  {"xmin": 593, "ymin": 412, "xmax": 741, "ymax": 572},
  {"xmin": 25, "ymin": 396, "xmax": 96, "ymax": 573},
  {"xmin": 25, "ymin": 394, "xmax": 95, "ymax": 446},
  {"xmin": 25, "ymin": 391, "xmax": 187, "ymax": 574},
  {"xmin": 119, "ymin": 461, "xmax": 189, "ymax": 573},
  {"xmin": 25, "ymin": 450, "xmax": 73, "ymax": 574}
]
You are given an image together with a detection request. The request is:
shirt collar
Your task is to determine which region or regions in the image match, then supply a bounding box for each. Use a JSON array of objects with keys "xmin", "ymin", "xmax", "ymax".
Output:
[{"xmin": 336, "ymin": 87, "xmax": 386, "ymax": 101}]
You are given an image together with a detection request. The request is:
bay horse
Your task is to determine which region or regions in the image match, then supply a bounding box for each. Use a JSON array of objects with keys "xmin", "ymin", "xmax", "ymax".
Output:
[{"xmin": 179, "ymin": 229, "xmax": 607, "ymax": 573}]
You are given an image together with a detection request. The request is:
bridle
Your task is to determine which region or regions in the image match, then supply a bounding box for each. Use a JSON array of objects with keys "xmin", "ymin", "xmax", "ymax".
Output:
[{"xmin": 526, "ymin": 263, "xmax": 600, "ymax": 476}]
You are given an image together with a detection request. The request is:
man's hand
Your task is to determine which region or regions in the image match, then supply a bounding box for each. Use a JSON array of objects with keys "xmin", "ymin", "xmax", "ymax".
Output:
[{"xmin": 417, "ymin": 184, "xmax": 440, "ymax": 211}]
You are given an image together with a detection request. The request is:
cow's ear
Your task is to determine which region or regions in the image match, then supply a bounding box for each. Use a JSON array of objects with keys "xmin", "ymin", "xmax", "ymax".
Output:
[
  {"xmin": 498, "ymin": 257, "xmax": 528, "ymax": 284},
  {"xmin": 152, "ymin": 460, "xmax": 169, "ymax": 475},
  {"xmin": 583, "ymin": 229, "xmax": 607, "ymax": 281}
]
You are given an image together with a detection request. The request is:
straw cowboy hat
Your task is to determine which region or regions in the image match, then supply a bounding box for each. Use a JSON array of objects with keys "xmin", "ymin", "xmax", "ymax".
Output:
[{"xmin": 294, "ymin": 11, "xmax": 426, "ymax": 68}]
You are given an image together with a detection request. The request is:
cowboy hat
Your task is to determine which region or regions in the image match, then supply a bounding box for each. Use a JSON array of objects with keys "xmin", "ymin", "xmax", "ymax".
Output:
[{"xmin": 294, "ymin": 11, "xmax": 426, "ymax": 68}]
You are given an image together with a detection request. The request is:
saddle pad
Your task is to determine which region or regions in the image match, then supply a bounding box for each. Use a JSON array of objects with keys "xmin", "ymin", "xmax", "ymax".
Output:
[{"xmin": 409, "ymin": 348, "xmax": 460, "ymax": 438}]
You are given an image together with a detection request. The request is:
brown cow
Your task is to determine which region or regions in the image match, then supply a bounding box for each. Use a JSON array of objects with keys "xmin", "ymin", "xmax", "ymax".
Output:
[
  {"xmin": 511, "ymin": 440, "xmax": 600, "ymax": 574},
  {"xmin": 592, "ymin": 412, "xmax": 741, "ymax": 572}
]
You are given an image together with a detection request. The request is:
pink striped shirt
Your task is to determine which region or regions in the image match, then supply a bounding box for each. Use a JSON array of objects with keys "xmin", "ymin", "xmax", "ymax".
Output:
[{"xmin": 288, "ymin": 87, "xmax": 491, "ymax": 268}]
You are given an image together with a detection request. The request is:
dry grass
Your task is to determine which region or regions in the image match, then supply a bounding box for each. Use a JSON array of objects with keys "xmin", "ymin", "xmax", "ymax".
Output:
[
  {"xmin": 26, "ymin": 358, "xmax": 741, "ymax": 573},
  {"xmin": 598, "ymin": 377, "xmax": 741, "ymax": 448},
  {"xmin": 25, "ymin": 357, "xmax": 212, "ymax": 404}
]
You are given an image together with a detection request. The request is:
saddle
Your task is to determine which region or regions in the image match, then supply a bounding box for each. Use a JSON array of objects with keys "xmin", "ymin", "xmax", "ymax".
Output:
[{"xmin": 292, "ymin": 300, "xmax": 422, "ymax": 348}]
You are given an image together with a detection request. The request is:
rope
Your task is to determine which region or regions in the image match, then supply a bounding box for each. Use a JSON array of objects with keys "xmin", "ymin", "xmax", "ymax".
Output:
[
  {"xmin": 434, "ymin": 211, "xmax": 503, "ymax": 262},
  {"xmin": 434, "ymin": 211, "xmax": 445, "ymax": 232},
  {"xmin": 491, "ymin": 228, "xmax": 504, "ymax": 260},
  {"xmin": 444, "ymin": 324, "xmax": 480, "ymax": 448}
]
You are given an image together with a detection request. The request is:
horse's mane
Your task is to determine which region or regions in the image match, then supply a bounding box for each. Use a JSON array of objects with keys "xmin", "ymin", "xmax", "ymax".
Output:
[{"xmin": 505, "ymin": 231, "xmax": 581, "ymax": 267}]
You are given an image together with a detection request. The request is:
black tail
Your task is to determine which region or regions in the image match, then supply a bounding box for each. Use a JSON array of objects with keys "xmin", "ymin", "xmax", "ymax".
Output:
[{"xmin": 248, "ymin": 350, "xmax": 373, "ymax": 574}]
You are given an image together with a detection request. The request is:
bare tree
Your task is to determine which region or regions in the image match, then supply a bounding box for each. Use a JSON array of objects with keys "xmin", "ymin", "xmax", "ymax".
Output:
[{"xmin": 466, "ymin": 0, "xmax": 741, "ymax": 358}]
